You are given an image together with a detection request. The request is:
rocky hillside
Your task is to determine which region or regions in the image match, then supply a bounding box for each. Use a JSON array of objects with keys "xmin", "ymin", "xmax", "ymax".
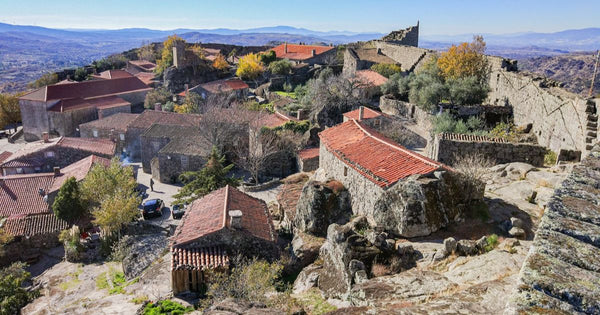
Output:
[{"xmin": 518, "ymin": 52, "xmax": 600, "ymax": 97}]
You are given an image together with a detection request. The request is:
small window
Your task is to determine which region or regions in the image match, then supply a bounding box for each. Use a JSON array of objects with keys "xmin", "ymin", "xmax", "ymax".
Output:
[
  {"xmin": 119, "ymin": 133, "xmax": 125, "ymax": 141},
  {"xmin": 181, "ymin": 156, "xmax": 189, "ymax": 169},
  {"xmin": 152, "ymin": 141, "xmax": 161, "ymax": 151},
  {"xmin": 92, "ymin": 129, "xmax": 98, "ymax": 138},
  {"xmin": 34, "ymin": 167, "xmax": 41, "ymax": 172},
  {"xmin": 344, "ymin": 166, "xmax": 348, "ymax": 176},
  {"xmin": 45, "ymin": 151, "xmax": 55, "ymax": 158},
  {"xmin": 16, "ymin": 168, "xmax": 23, "ymax": 174}
]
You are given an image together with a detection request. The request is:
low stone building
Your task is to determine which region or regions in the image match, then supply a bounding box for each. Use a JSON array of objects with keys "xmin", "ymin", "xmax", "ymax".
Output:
[
  {"xmin": 271, "ymin": 43, "xmax": 335, "ymax": 65},
  {"xmin": 343, "ymin": 47, "xmax": 398, "ymax": 77},
  {"xmin": 0, "ymin": 135, "xmax": 115, "ymax": 176},
  {"xmin": 79, "ymin": 112, "xmax": 139, "ymax": 155},
  {"xmin": 140, "ymin": 124, "xmax": 210, "ymax": 183},
  {"xmin": 179, "ymin": 78, "xmax": 249, "ymax": 99},
  {"xmin": 297, "ymin": 147, "xmax": 320, "ymax": 172},
  {"xmin": 170, "ymin": 185, "xmax": 277, "ymax": 294},
  {"xmin": 318, "ymin": 119, "xmax": 475, "ymax": 237},
  {"xmin": 19, "ymin": 76, "xmax": 151, "ymax": 141}
]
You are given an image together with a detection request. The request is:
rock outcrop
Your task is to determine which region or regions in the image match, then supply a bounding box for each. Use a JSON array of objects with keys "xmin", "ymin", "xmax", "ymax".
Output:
[
  {"xmin": 294, "ymin": 180, "xmax": 352, "ymax": 236},
  {"xmin": 507, "ymin": 145, "xmax": 600, "ymax": 314}
]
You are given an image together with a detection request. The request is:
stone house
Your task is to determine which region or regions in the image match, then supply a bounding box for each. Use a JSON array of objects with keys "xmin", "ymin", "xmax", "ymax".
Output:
[
  {"xmin": 318, "ymin": 119, "xmax": 474, "ymax": 237},
  {"xmin": 343, "ymin": 47, "xmax": 398, "ymax": 77},
  {"xmin": 296, "ymin": 147, "xmax": 319, "ymax": 172},
  {"xmin": 271, "ymin": 43, "xmax": 336, "ymax": 65},
  {"xmin": 125, "ymin": 110, "xmax": 202, "ymax": 160},
  {"xmin": 140, "ymin": 124, "xmax": 210, "ymax": 183},
  {"xmin": 19, "ymin": 76, "xmax": 151, "ymax": 141},
  {"xmin": 170, "ymin": 185, "xmax": 277, "ymax": 294},
  {"xmin": 0, "ymin": 135, "xmax": 115, "ymax": 176},
  {"xmin": 178, "ymin": 78, "xmax": 249, "ymax": 99},
  {"xmin": 79, "ymin": 112, "xmax": 139, "ymax": 155}
]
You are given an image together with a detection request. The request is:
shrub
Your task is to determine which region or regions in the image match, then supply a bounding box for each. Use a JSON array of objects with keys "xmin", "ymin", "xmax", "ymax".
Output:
[
  {"xmin": 52, "ymin": 176, "xmax": 86, "ymax": 224},
  {"xmin": 269, "ymin": 59, "xmax": 293, "ymax": 75},
  {"xmin": 452, "ymin": 153, "xmax": 493, "ymax": 201},
  {"xmin": 109, "ymin": 235, "xmax": 132, "ymax": 262},
  {"xmin": 236, "ymin": 53, "xmax": 264, "ymax": 80},
  {"xmin": 144, "ymin": 87, "xmax": 173, "ymax": 109},
  {"xmin": 0, "ymin": 263, "xmax": 39, "ymax": 315},
  {"xmin": 213, "ymin": 53, "xmax": 229, "ymax": 71},
  {"xmin": 266, "ymin": 120, "xmax": 310, "ymax": 134},
  {"xmin": 484, "ymin": 234, "xmax": 499, "ymax": 252},
  {"xmin": 371, "ymin": 263, "xmax": 392, "ymax": 277},
  {"xmin": 447, "ymin": 76, "xmax": 489, "ymax": 105},
  {"xmin": 431, "ymin": 112, "xmax": 486, "ymax": 135},
  {"xmin": 259, "ymin": 50, "xmax": 277, "ymax": 65},
  {"xmin": 370, "ymin": 63, "xmax": 402, "ymax": 78},
  {"xmin": 29, "ymin": 72, "xmax": 58, "ymax": 89},
  {"xmin": 489, "ymin": 122, "xmax": 518, "ymax": 141},
  {"xmin": 544, "ymin": 150, "xmax": 557, "ymax": 166},
  {"xmin": 143, "ymin": 300, "xmax": 193, "ymax": 315},
  {"xmin": 283, "ymin": 82, "xmax": 293, "ymax": 92},
  {"xmin": 73, "ymin": 67, "xmax": 88, "ymax": 81},
  {"xmin": 162, "ymin": 101, "xmax": 175, "ymax": 112},
  {"xmin": 59, "ymin": 227, "xmax": 84, "ymax": 262}
]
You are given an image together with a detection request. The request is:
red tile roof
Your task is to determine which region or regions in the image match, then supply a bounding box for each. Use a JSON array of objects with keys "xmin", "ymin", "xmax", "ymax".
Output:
[
  {"xmin": 343, "ymin": 107, "xmax": 383, "ymax": 120},
  {"xmin": 355, "ymin": 70, "xmax": 388, "ymax": 87},
  {"xmin": 171, "ymin": 246, "xmax": 229, "ymax": 271},
  {"xmin": 134, "ymin": 72, "xmax": 157, "ymax": 86},
  {"xmin": 180, "ymin": 79, "xmax": 249, "ymax": 96},
  {"xmin": 79, "ymin": 113, "xmax": 139, "ymax": 132},
  {"xmin": 2, "ymin": 213, "xmax": 68, "ymax": 237},
  {"xmin": 48, "ymin": 95, "xmax": 131, "ymax": 112},
  {"xmin": 319, "ymin": 120, "xmax": 447, "ymax": 188},
  {"xmin": 91, "ymin": 69, "xmax": 134, "ymax": 80},
  {"xmin": 0, "ymin": 151, "xmax": 12, "ymax": 164},
  {"xmin": 272, "ymin": 44, "xmax": 334, "ymax": 61},
  {"xmin": 129, "ymin": 60, "xmax": 157, "ymax": 71},
  {"xmin": 171, "ymin": 185, "xmax": 276, "ymax": 247},
  {"xmin": 20, "ymin": 77, "xmax": 151, "ymax": 102},
  {"xmin": 297, "ymin": 147, "xmax": 319, "ymax": 160},
  {"xmin": 49, "ymin": 155, "xmax": 110, "ymax": 192},
  {"xmin": 127, "ymin": 110, "xmax": 202, "ymax": 130},
  {"xmin": 0, "ymin": 173, "xmax": 54, "ymax": 217},
  {"xmin": 57, "ymin": 137, "xmax": 116, "ymax": 156},
  {"xmin": 259, "ymin": 111, "xmax": 294, "ymax": 128}
]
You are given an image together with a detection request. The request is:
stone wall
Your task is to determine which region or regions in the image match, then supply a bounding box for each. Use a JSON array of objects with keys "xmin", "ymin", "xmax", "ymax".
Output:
[
  {"xmin": 79, "ymin": 127, "xmax": 127, "ymax": 155},
  {"xmin": 506, "ymin": 144, "xmax": 600, "ymax": 314},
  {"xmin": 0, "ymin": 232, "xmax": 62, "ymax": 267},
  {"xmin": 140, "ymin": 135, "xmax": 170, "ymax": 173},
  {"xmin": 97, "ymin": 104, "xmax": 131, "ymax": 119},
  {"xmin": 372, "ymin": 41, "xmax": 435, "ymax": 72},
  {"xmin": 297, "ymin": 155, "xmax": 319, "ymax": 172},
  {"xmin": 153, "ymin": 152, "xmax": 206, "ymax": 183},
  {"xmin": 125, "ymin": 127, "xmax": 146, "ymax": 160},
  {"xmin": 381, "ymin": 24, "xmax": 419, "ymax": 47},
  {"xmin": 48, "ymin": 107, "xmax": 98, "ymax": 137},
  {"xmin": 379, "ymin": 95, "xmax": 433, "ymax": 133},
  {"xmin": 430, "ymin": 133, "xmax": 547, "ymax": 167},
  {"xmin": 20, "ymin": 99, "xmax": 53, "ymax": 141}
]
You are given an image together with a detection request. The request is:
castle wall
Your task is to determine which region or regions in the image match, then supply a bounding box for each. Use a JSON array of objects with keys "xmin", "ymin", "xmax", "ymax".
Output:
[
  {"xmin": 381, "ymin": 23, "xmax": 419, "ymax": 47},
  {"xmin": 372, "ymin": 42, "xmax": 435, "ymax": 72}
]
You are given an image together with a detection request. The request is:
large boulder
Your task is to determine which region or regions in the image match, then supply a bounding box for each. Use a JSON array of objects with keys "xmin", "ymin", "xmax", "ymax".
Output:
[
  {"xmin": 289, "ymin": 230, "xmax": 326, "ymax": 272},
  {"xmin": 371, "ymin": 171, "xmax": 475, "ymax": 238},
  {"xmin": 294, "ymin": 180, "xmax": 352, "ymax": 237}
]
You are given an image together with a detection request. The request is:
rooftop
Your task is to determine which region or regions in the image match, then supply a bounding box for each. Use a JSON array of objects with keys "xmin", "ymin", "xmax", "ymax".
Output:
[
  {"xmin": 0, "ymin": 151, "xmax": 12, "ymax": 164},
  {"xmin": 180, "ymin": 79, "xmax": 249, "ymax": 96},
  {"xmin": 319, "ymin": 119, "xmax": 447, "ymax": 188},
  {"xmin": 297, "ymin": 147, "xmax": 319, "ymax": 160},
  {"xmin": 171, "ymin": 185, "xmax": 276, "ymax": 247},
  {"xmin": 2, "ymin": 213, "xmax": 68, "ymax": 238},
  {"xmin": 0, "ymin": 173, "xmax": 54, "ymax": 217},
  {"xmin": 343, "ymin": 107, "xmax": 383, "ymax": 121},
  {"xmin": 91, "ymin": 69, "xmax": 134, "ymax": 80},
  {"xmin": 128, "ymin": 110, "xmax": 202, "ymax": 130},
  {"xmin": 171, "ymin": 246, "xmax": 229, "ymax": 271},
  {"xmin": 355, "ymin": 69, "xmax": 388, "ymax": 87},
  {"xmin": 272, "ymin": 43, "xmax": 334, "ymax": 61},
  {"xmin": 128, "ymin": 60, "xmax": 157, "ymax": 71},
  {"xmin": 79, "ymin": 112, "xmax": 139, "ymax": 132},
  {"xmin": 48, "ymin": 95, "xmax": 131, "ymax": 112},
  {"xmin": 49, "ymin": 155, "xmax": 111, "ymax": 192},
  {"xmin": 259, "ymin": 111, "xmax": 295, "ymax": 128}
]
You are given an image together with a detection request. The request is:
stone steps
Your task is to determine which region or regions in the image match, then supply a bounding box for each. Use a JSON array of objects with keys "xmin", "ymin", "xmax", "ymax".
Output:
[{"xmin": 588, "ymin": 114, "xmax": 598, "ymax": 122}]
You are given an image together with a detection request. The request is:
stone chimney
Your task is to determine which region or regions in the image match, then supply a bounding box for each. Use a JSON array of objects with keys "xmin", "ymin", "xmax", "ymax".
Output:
[
  {"xmin": 358, "ymin": 106, "xmax": 365, "ymax": 121},
  {"xmin": 311, "ymin": 49, "xmax": 316, "ymax": 57},
  {"xmin": 42, "ymin": 132, "xmax": 49, "ymax": 143},
  {"xmin": 284, "ymin": 42, "xmax": 288, "ymax": 54},
  {"xmin": 154, "ymin": 103, "xmax": 162, "ymax": 111},
  {"xmin": 297, "ymin": 109, "xmax": 308, "ymax": 120},
  {"xmin": 228, "ymin": 210, "xmax": 242, "ymax": 229},
  {"xmin": 53, "ymin": 167, "xmax": 61, "ymax": 176}
]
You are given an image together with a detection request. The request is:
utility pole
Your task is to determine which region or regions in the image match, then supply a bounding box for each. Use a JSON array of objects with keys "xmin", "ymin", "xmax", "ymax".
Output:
[{"xmin": 590, "ymin": 50, "xmax": 600, "ymax": 98}]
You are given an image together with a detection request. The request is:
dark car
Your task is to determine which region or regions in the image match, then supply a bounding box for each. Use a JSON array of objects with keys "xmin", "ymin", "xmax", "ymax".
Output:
[
  {"xmin": 172, "ymin": 204, "xmax": 186, "ymax": 219},
  {"xmin": 142, "ymin": 199, "xmax": 164, "ymax": 219}
]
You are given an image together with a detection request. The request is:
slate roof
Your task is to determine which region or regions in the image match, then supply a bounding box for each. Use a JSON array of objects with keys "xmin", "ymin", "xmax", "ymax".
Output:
[
  {"xmin": 79, "ymin": 113, "xmax": 139, "ymax": 132},
  {"xmin": 0, "ymin": 173, "xmax": 54, "ymax": 217},
  {"xmin": 355, "ymin": 70, "xmax": 388, "ymax": 87},
  {"xmin": 343, "ymin": 107, "xmax": 383, "ymax": 121},
  {"xmin": 20, "ymin": 77, "xmax": 151, "ymax": 102},
  {"xmin": 171, "ymin": 185, "xmax": 276, "ymax": 247},
  {"xmin": 171, "ymin": 246, "xmax": 229, "ymax": 271},
  {"xmin": 128, "ymin": 110, "xmax": 202, "ymax": 130},
  {"xmin": 2, "ymin": 213, "xmax": 68, "ymax": 238},
  {"xmin": 272, "ymin": 44, "xmax": 334, "ymax": 60},
  {"xmin": 319, "ymin": 119, "xmax": 447, "ymax": 188}
]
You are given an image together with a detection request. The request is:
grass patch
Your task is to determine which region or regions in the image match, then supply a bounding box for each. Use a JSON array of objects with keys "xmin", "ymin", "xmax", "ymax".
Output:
[
  {"xmin": 143, "ymin": 300, "xmax": 193, "ymax": 315},
  {"xmin": 274, "ymin": 91, "xmax": 297, "ymax": 99},
  {"xmin": 484, "ymin": 234, "xmax": 499, "ymax": 252},
  {"xmin": 296, "ymin": 288, "xmax": 337, "ymax": 315},
  {"xmin": 59, "ymin": 266, "xmax": 82, "ymax": 291},
  {"xmin": 544, "ymin": 150, "xmax": 557, "ymax": 166},
  {"xmin": 97, "ymin": 266, "xmax": 138, "ymax": 295},
  {"xmin": 130, "ymin": 295, "xmax": 149, "ymax": 304},
  {"xmin": 96, "ymin": 271, "xmax": 109, "ymax": 290}
]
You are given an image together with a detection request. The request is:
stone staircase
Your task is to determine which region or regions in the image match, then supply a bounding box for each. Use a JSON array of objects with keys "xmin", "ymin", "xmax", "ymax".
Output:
[{"xmin": 585, "ymin": 101, "xmax": 598, "ymax": 151}]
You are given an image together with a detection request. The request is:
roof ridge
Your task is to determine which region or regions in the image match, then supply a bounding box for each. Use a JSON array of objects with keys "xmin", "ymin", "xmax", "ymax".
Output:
[{"xmin": 351, "ymin": 119, "xmax": 441, "ymax": 168}]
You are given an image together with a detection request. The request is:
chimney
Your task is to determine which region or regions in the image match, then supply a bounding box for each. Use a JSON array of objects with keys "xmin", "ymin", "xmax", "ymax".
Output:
[
  {"xmin": 42, "ymin": 132, "xmax": 49, "ymax": 143},
  {"xmin": 358, "ymin": 106, "xmax": 365, "ymax": 121},
  {"xmin": 154, "ymin": 102, "xmax": 162, "ymax": 111},
  {"xmin": 297, "ymin": 109, "xmax": 307, "ymax": 120},
  {"xmin": 311, "ymin": 49, "xmax": 316, "ymax": 57},
  {"xmin": 228, "ymin": 210, "xmax": 242, "ymax": 229},
  {"xmin": 284, "ymin": 42, "xmax": 288, "ymax": 54},
  {"xmin": 53, "ymin": 167, "xmax": 61, "ymax": 176}
]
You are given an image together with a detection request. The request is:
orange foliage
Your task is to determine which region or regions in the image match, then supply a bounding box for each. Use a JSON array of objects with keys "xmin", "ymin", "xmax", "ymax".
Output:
[
  {"xmin": 437, "ymin": 35, "xmax": 489, "ymax": 81},
  {"xmin": 213, "ymin": 54, "xmax": 229, "ymax": 71}
]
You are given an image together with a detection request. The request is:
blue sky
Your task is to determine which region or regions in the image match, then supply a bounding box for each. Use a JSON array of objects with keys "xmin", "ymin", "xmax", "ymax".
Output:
[{"xmin": 0, "ymin": 0, "xmax": 597, "ymax": 35}]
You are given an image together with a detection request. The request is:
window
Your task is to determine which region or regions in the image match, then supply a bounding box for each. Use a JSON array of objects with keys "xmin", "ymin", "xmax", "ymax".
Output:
[
  {"xmin": 181, "ymin": 156, "xmax": 189, "ymax": 169},
  {"xmin": 45, "ymin": 151, "xmax": 55, "ymax": 158},
  {"xmin": 16, "ymin": 168, "xmax": 23, "ymax": 174},
  {"xmin": 119, "ymin": 133, "xmax": 125, "ymax": 141},
  {"xmin": 152, "ymin": 141, "xmax": 161, "ymax": 151},
  {"xmin": 34, "ymin": 167, "xmax": 41, "ymax": 172},
  {"xmin": 92, "ymin": 129, "xmax": 98, "ymax": 138},
  {"xmin": 344, "ymin": 166, "xmax": 348, "ymax": 176}
]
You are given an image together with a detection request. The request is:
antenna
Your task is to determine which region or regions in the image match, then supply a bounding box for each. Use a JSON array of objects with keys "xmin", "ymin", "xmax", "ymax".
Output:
[{"xmin": 590, "ymin": 50, "xmax": 600, "ymax": 98}]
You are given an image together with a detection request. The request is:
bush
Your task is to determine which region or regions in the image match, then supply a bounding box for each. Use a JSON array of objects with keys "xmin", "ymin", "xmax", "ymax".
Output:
[
  {"xmin": 259, "ymin": 50, "xmax": 277, "ymax": 65},
  {"xmin": 489, "ymin": 122, "xmax": 518, "ymax": 141},
  {"xmin": 447, "ymin": 76, "xmax": 489, "ymax": 105},
  {"xmin": 109, "ymin": 235, "xmax": 132, "ymax": 262},
  {"xmin": 544, "ymin": 150, "xmax": 557, "ymax": 166},
  {"xmin": 59, "ymin": 227, "xmax": 84, "ymax": 262},
  {"xmin": 52, "ymin": 176, "xmax": 86, "ymax": 224},
  {"xmin": 266, "ymin": 120, "xmax": 310, "ymax": 134},
  {"xmin": 453, "ymin": 153, "xmax": 493, "ymax": 201},
  {"xmin": 0, "ymin": 262, "xmax": 39, "ymax": 315},
  {"xmin": 431, "ymin": 112, "xmax": 486, "ymax": 135},
  {"xmin": 236, "ymin": 53, "xmax": 264, "ymax": 80},
  {"xmin": 144, "ymin": 87, "xmax": 173, "ymax": 109},
  {"xmin": 29, "ymin": 72, "xmax": 58, "ymax": 89},
  {"xmin": 269, "ymin": 59, "xmax": 293, "ymax": 75},
  {"xmin": 283, "ymin": 82, "xmax": 293, "ymax": 92},
  {"xmin": 162, "ymin": 101, "xmax": 175, "ymax": 112},
  {"xmin": 370, "ymin": 63, "xmax": 402, "ymax": 78},
  {"xmin": 484, "ymin": 234, "xmax": 499, "ymax": 252},
  {"xmin": 73, "ymin": 67, "xmax": 88, "ymax": 81},
  {"xmin": 143, "ymin": 300, "xmax": 193, "ymax": 315}
]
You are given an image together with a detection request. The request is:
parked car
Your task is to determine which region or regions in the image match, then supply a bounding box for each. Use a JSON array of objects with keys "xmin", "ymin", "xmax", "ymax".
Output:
[
  {"xmin": 142, "ymin": 199, "xmax": 164, "ymax": 219},
  {"xmin": 172, "ymin": 204, "xmax": 186, "ymax": 219}
]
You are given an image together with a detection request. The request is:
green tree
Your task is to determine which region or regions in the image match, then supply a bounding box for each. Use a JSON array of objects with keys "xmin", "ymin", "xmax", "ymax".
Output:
[
  {"xmin": 73, "ymin": 67, "xmax": 88, "ymax": 81},
  {"xmin": 447, "ymin": 76, "xmax": 489, "ymax": 105},
  {"xmin": 52, "ymin": 177, "xmax": 85, "ymax": 224},
  {"xmin": 0, "ymin": 93, "xmax": 21, "ymax": 131},
  {"xmin": 28, "ymin": 72, "xmax": 58, "ymax": 89},
  {"xmin": 370, "ymin": 63, "xmax": 402, "ymax": 78},
  {"xmin": 174, "ymin": 147, "xmax": 239, "ymax": 204},
  {"xmin": 268, "ymin": 59, "xmax": 292, "ymax": 75},
  {"xmin": 259, "ymin": 50, "xmax": 277, "ymax": 65},
  {"xmin": 0, "ymin": 262, "xmax": 39, "ymax": 315},
  {"xmin": 144, "ymin": 87, "xmax": 173, "ymax": 109}
]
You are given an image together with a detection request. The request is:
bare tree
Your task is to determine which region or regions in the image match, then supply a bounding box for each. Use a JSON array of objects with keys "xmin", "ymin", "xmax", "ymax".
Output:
[
  {"xmin": 196, "ymin": 93, "xmax": 250, "ymax": 154},
  {"xmin": 452, "ymin": 152, "xmax": 494, "ymax": 201}
]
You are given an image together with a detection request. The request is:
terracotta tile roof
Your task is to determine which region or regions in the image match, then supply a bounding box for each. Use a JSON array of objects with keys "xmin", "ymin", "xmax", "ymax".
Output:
[
  {"xmin": 2, "ymin": 213, "xmax": 68, "ymax": 238},
  {"xmin": 297, "ymin": 147, "xmax": 319, "ymax": 160},
  {"xmin": 272, "ymin": 44, "xmax": 334, "ymax": 60},
  {"xmin": 319, "ymin": 120, "xmax": 447, "ymax": 188},
  {"xmin": 1, "ymin": 137, "xmax": 115, "ymax": 169},
  {"xmin": 0, "ymin": 151, "xmax": 12, "ymax": 164},
  {"xmin": 171, "ymin": 246, "xmax": 229, "ymax": 271},
  {"xmin": 259, "ymin": 112, "xmax": 294, "ymax": 128},
  {"xmin": 134, "ymin": 72, "xmax": 157, "ymax": 86},
  {"xmin": 79, "ymin": 113, "xmax": 139, "ymax": 132},
  {"xmin": 49, "ymin": 155, "xmax": 111, "ymax": 192},
  {"xmin": 343, "ymin": 107, "xmax": 383, "ymax": 120},
  {"xmin": 180, "ymin": 79, "xmax": 249, "ymax": 96},
  {"xmin": 355, "ymin": 69, "xmax": 388, "ymax": 87},
  {"xmin": 20, "ymin": 77, "xmax": 152, "ymax": 102},
  {"xmin": 127, "ymin": 110, "xmax": 202, "ymax": 130},
  {"xmin": 91, "ymin": 69, "xmax": 134, "ymax": 80},
  {"xmin": 48, "ymin": 95, "xmax": 131, "ymax": 112},
  {"xmin": 0, "ymin": 173, "xmax": 54, "ymax": 217},
  {"xmin": 171, "ymin": 185, "xmax": 276, "ymax": 247},
  {"xmin": 129, "ymin": 60, "xmax": 157, "ymax": 71}
]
